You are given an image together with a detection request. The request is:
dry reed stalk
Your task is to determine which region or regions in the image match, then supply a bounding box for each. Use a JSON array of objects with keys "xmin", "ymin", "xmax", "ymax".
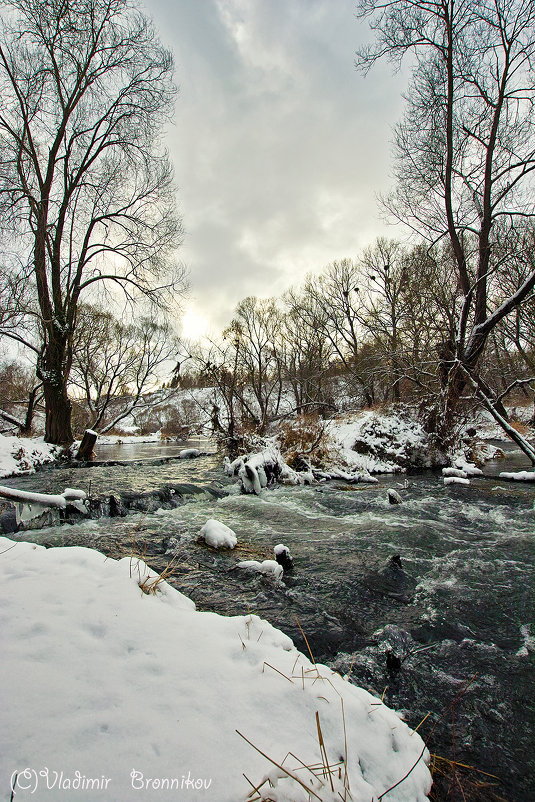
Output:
[
  {"xmin": 262, "ymin": 661, "xmax": 295, "ymax": 684},
  {"xmin": 236, "ymin": 730, "xmax": 323, "ymax": 801},
  {"xmin": 295, "ymin": 616, "xmax": 318, "ymax": 672},
  {"xmin": 315, "ymin": 711, "xmax": 334, "ymax": 792}
]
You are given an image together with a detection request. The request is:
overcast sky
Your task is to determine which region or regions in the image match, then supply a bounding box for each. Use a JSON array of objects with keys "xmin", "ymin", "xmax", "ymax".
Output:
[{"xmin": 143, "ymin": 0, "xmax": 408, "ymax": 338}]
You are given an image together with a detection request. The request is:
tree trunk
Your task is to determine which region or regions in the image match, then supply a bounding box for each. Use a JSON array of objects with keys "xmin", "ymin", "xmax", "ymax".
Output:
[
  {"xmin": 19, "ymin": 387, "xmax": 41, "ymax": 437},
  {"xmin": 42, "ymin": 380, "xmax": 73, "ymax": 445},
  {"xmin": 38, "ymin": 337, "xmax": 74, "ymax": 445},
  {"xmin": 76, "ymin": 429, "xmax": 97, "ymax": 460}
]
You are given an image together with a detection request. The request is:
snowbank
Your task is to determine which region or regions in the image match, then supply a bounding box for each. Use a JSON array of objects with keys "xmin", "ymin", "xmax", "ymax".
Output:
[
  {"xmin": 0, "ymin": 434, "xmax": 58, "ymax": 478},
  {"xmin": 326, "ymin": 408, "xmax": 444, "ymax": 474},
  {"xmin": 0, "ymin": 537, "xmax": 431, "ymax": 802},
  {"xmin": 474, "ymin": 405, "xmax": 534, "ymax": 441},
  {"xmin": 92, "ymin": 431, "xmax": 163, "ymax": 445}
]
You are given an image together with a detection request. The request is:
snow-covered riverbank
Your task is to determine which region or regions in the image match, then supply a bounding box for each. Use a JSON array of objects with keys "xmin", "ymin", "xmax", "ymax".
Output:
[
  {"xmin": 1, "ymin": 536, "xmax": 431, "ymax": 802},
  {"xmin": 0, "ymin": 434, "xmax": 58, "ymax": 478},
  {"xmin": 2, "ymin": 401, "xmax": 533, "ymax": 481}
]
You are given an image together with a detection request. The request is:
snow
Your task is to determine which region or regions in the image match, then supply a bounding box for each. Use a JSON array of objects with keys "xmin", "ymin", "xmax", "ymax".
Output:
[
  {"xmin": 442, "ymin": 467, "xmax": 468, "ymax": 478},
  {"xmin": 179, "ymin": 448, "xmax": 201, "ymax": 458},
  {"xmin": 443, "ymin": 476, "xmax": 471, "ymax": 486},
  {"xmin": 0, "ymin": 434, "xmax": 58, "ymax": 478},
  {"xmin": 236, "ymin": 559, "xmax": 284, "ymax": 580},
  {"xmin": 200, "ymin": 518, "xmax": 238, "ymax": 549},
  {"xmin": 499, "ymin": 471, "xmax": 535, "ymax": 482},
  {"xmin": 63, "ymin": 488, "xmax": 88, "ymax": 501},
  {"xmin": 0, "ymin": 537, "xmax": 432, "ymax": 801},
  {"xmin": 326, "ymin": 408, "xmax": 442, "ymax": 474},
  {"xmin": 516, "ymin": 624, "xmax": 534, "ymax": 657},
  {"xmin": 274, "ymin": 544, "xmax": 290, "ymax": 557}
]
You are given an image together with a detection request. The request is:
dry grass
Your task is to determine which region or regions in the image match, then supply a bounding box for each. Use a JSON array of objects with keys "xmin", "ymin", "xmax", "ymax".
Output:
[
  {"xmin": 112, "ymin": 527, "xmax": 179, "ymax": 596},
  {"xmin": 134, "ymin": 557, "xmax": 178, "ymax": 595},
  {"xmin": 238, "ymin": 704, "xmax": 352, "ymax": 802},
  {"xmin": 508, "ymin": 418, "xmax": 532, "ymax": 436},
  {"xmin": 279, "ymin": 414, "xmax": 339, "ymax": 469},
  {"xmin": 428, "ymin": 754, "xmax": 507, "ymax": 802}
]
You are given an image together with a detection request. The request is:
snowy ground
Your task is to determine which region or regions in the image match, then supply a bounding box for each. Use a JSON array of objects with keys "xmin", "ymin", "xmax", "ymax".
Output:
[
  {"xmin": 473, "ymin": 403, "xmax": 534, "ymax": 440},
  {"xmin": 95, "ymin": 431, "xmax": 165, "ymax": 445},
  {"xmin": 1, "ymin": 537, "xmax": 431, "ymax": 802},
  {"xmin": 2, "ymin": 400, "xmax": 531, "ymax": 481},
  {"xmin": 326, "ymin": 408, "xmax": 444, "ymax": 474},
  {"xmin": 0, "ymin": 434, "xmax": 58, "ymax": 479}
]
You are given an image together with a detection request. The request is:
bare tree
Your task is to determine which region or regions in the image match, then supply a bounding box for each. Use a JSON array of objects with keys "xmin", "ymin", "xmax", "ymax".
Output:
[
  {"xmin": 356, "ymin": 0, "xmax": 535, "ymax": 448},
  {"xmin": 224, "ymin": 297, "xmax": 285, "ymax": 429},
  {"xmin": 0, "ymin": 0, "xmax": 185, "ymax": 444},
  {"xmin": 0, "ymin": 358, "xmax": 43, "ymax": 435},
  {"xmin": 189, "ymin": 335, "xmax": 253, "ymax": 455},
  {"xmin": 282, "ymin": 286, "xmax": 335, "ymax": 413},
  {"xmin": 69, "ymin": 305, "xmax": 180, "ymax": 433}
]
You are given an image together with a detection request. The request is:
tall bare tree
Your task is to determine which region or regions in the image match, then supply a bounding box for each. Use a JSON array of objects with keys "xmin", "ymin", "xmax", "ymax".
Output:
[
  {"xmin": 224, "ymin": 296, "xmax": 285, "ymax": 430},
  {"xmin": 70, "ymin": 305, "xmax": 180, "ymax": 433},
  {"xmin": 356, "ymin": 0, "xmax": 535, "ymax": 445},
  {"xmin": 0, "ymin": 0, "xmax": 184, "ymax": 444}
]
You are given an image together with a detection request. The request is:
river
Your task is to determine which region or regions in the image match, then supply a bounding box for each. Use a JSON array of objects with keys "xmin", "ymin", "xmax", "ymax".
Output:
[{"xmin": 2, "ymin": 439, "xmax": 534, "ymax": 800}]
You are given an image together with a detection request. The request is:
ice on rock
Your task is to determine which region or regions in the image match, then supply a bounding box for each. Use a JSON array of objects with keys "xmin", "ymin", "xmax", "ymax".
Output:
[
  {"xmin": 443, "ymin": 476, "xmax": 470, "ymax": 486},
  {"xmin": 179, "ymin": 448, "xmax": 201, "ymax": 459},
  {"xmin": 274, "ymin": 543, "xmax": 294, "ymax": 570},
  {"xmin": 236, "ymin": 559, "xmax": 283, "ymax": 580},
  {"xmin": 15, "ymin": 501, "xmax": 48, "ymax": 524},
  {"xmin": 200, "ymin": 518, "xmax": 237, "ymax": 549},
  {"xmin": 499, "ymin": 470, "xmax": 535, "ymax": 482},
  {"xmin": 442, "ymin": 467, "xmax": 468, "ymax": 479}
]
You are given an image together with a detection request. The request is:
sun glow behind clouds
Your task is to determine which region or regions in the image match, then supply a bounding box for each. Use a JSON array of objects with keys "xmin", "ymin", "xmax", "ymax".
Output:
[{"xmin": 180, "ymin": 305, "xmax": 210, "ymax": 342}]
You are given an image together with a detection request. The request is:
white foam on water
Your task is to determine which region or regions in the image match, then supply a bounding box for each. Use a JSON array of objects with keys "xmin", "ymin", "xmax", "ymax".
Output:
[{"xmin": 516, "ymin": 624, "xmax": 535, "ymax": 657}]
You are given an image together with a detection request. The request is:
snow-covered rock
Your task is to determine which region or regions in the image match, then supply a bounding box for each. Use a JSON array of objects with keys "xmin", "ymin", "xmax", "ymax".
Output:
[
  {"xmin": 236, "ymin": 559, "xmax": 284, "ymax": 580},
  {"xmin": 499, "ymin": 470, "xmax": 535, "ymax": 482},
  {"xmin": 228, "ymin": 443, "xmax": 311, "ymax": 495},
  {"xmin": 200, "ymin": 518, "xmax": 237, "ymax": 549},
  {"xmin": 314, "ymin": 466, "xmax": 379, "ymax": 483},
  {"xmin": 443, "ymin": 476, "xmax": 470, "ymax": 486},
  {"xmin": 388, "ymin": 489, "xmax": 403, "ymax": 504},
  {"xmin": 274, "ymin": 543, "xmax": 294, "ymax": 571},
  {"xmin": 179, "ymin": 448, "xmax": 201, "ymax": 459},
  {"xmin": 452, "ymin": 458, "xmax": 483, "ymax": 477},
  {"xmin": 442, "ymin": 467, "xmax": 468, "ymax": 479},
  {"xmin": 0, "ymin": 536, "xmax": 432, "ymax": 802}
]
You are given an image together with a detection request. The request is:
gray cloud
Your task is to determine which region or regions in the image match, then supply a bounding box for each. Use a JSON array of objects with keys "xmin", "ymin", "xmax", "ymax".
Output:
[{"xmin": 143, "ymin": 0, "xmax": 408, "ymax": 335}]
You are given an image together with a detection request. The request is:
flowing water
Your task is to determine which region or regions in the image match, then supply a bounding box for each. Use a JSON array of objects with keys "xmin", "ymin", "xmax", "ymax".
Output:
[{"xmin": 2, "ymin": 441, "xmax": 534, "ymax": 799}]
